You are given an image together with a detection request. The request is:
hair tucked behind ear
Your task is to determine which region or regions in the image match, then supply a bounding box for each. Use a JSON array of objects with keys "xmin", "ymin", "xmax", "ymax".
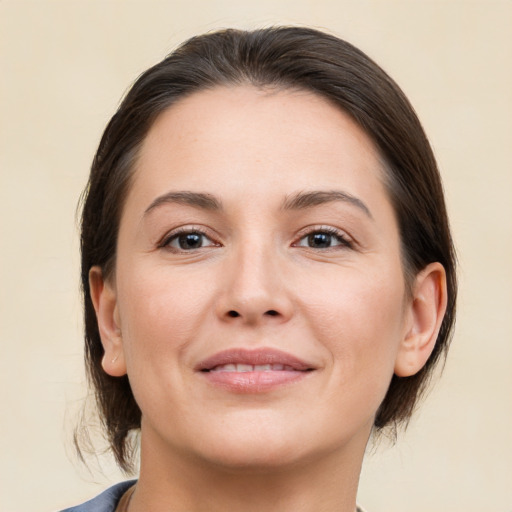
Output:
[{"xmin": 78, "ymin": 26, "xmax": 456, "ymax": 471}]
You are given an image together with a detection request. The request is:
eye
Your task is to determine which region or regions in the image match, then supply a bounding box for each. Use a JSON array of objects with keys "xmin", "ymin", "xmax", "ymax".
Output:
[
  {"xmin": 295, "ymin": 228, "xmax": 353, "ymax": 249},
  {"xmin": 161, "ymin": 229, "xmax": 217, "ymax": 251}
]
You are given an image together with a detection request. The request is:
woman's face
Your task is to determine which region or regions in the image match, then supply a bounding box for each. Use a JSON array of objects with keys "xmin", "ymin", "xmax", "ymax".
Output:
[{"xmin": 97, "ymin": 86, "xmax": 415, "ymax": 469}]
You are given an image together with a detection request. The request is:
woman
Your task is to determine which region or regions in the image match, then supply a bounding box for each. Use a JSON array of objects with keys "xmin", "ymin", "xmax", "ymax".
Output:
[{"xmin": 64, "ymin": 26, "xmax": 456, "ymax": 512}]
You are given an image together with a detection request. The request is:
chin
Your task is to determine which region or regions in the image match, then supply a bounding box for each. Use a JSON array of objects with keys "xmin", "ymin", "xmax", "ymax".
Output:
[
  {"xmin": 171, "ymin": 411, "xmax": 316, "ymax": 471},
  {"xmin": 183, "ymin": 414, "xmax": 358, "ymax": 473},
  {"xmin": 199, "ymin": 438, "xmax": 309, "ymax": 472}
]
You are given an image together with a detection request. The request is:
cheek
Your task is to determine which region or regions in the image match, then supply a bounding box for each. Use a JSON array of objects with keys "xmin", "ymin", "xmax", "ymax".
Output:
[
  {"xmin": 114, "ymin": 271, "xmax": 213, "ymax": 421},
  {"xmin": 115, "ymin": 265, "xmax": 215, "ymax": 368},
  {"xmin": 298, "ymin": 265, "xmax": 406, "ymax": 382}
]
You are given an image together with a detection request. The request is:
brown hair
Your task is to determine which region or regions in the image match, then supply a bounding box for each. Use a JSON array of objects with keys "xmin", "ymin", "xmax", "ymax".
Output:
[{"xmin": 79, "ymin": 26, "xmax": 457, "ymax": 471}]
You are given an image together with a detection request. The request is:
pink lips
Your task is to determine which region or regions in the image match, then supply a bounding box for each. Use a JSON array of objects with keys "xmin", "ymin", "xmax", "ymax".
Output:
[{"xmin": 196, "ymin": 348, "xmax": 315, "ymax": 393}]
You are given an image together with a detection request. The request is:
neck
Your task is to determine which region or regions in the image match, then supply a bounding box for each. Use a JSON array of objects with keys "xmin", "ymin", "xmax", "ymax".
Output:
[{"xmin": 129, "ymin": 424, "xmax": 369, "ymax": 512}]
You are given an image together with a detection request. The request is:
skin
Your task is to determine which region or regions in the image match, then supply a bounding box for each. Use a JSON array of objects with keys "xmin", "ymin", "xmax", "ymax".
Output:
[{"xmin": 90, "ymin": 86, "xmax": 447, "ymax": 512}]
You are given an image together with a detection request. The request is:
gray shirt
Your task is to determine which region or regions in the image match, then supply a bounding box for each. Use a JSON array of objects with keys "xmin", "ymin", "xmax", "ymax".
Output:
[{"xmin": 60, "ymin": 480, "xmax": 367, "ymax": 512}]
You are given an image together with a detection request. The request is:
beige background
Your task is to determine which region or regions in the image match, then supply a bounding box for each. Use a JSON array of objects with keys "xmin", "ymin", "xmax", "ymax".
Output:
[{"xmin": 1, "ymin": 1, "xmax": 511, "ymax": 511}]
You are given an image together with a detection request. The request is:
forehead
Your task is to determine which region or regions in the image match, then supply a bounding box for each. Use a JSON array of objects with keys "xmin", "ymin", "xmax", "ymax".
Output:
[{"xmin": 129, "ymin": 85, "xmax": 389, "ymax": 212}]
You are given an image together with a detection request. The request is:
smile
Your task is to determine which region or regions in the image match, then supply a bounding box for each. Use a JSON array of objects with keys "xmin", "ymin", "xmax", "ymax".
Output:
[
  {"xmin": 196, "ymin": 348, "xmax": 315, "ymax": 393},
  {"xmin": 209, "ymin": 363, "xmax": 299, "ymax": 372}
]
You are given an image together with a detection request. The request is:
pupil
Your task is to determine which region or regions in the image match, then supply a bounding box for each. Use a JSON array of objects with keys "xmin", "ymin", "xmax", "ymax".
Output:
[
  {"xmin": 179, "ymin": 233, "xmax": 202, "ymax": 249},
  {"xmin": 309, "ymin": 233, "xmax": 331, "ymax": 248}
]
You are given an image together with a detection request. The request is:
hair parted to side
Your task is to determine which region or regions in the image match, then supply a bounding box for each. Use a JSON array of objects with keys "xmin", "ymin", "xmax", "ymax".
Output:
[{"xmin": 79, "ymin": 26, "xmax": 457, "ymax": 472}]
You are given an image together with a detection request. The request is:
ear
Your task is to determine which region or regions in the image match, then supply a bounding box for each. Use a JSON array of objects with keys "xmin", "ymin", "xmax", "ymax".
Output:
[
  {"xmin": 394, "ymin": 262, "xmax": 448, "ymax": 377},
  {"xmin": 89, "ymin": 266, "xmax": 127, "ymax": 377}
]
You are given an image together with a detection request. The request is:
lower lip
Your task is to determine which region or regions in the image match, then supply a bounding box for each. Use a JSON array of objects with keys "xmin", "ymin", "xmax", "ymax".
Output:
[{"xmin": 199, "ymin": 370, "xmax": 311, "ymax": 393}]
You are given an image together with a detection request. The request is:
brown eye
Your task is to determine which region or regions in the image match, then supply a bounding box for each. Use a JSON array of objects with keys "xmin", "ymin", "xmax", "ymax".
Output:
[
  {"xmin": 307, "ymin": 232, "xmax": 333, "ymax": 248},
  {"xmin": 295, "ymin": 229, "xmax": 353, "ymax": 250},
  {"xmin": 164, "ymin": 231, "xmax": 216, "ymax": 251}
]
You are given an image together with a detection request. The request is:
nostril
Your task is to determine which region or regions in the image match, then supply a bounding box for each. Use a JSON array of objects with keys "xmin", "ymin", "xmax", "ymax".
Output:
[{"xmin": 226, "ymin": 309, "xmax": 280, "ymax": 319}]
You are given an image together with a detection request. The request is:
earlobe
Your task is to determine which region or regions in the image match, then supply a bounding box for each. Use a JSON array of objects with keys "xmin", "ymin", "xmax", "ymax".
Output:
[
  {"xmin": 89, "ymin": 266, "xmax": 127, "ymax": 377},
  {"xmin": 394, "ymin": 262, "xmax": 448, "ymax": 377}
]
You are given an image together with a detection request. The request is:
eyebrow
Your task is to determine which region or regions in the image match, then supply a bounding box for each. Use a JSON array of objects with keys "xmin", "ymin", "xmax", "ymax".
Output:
[
  {"xmin": 143, "ymin": 189, "xmax": 372, "ymax": 219},
  {"xmin": 282, "ymin": 190, "xmax": 373, "ymax": 219},
  {"xmin": 144, "ymin": 191, "xmax": 223, "ymax": 216}
]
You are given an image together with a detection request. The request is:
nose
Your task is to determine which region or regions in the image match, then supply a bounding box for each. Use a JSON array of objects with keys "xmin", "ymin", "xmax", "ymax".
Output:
[{"xmin": 215, "ymin": 242, "xmax": 294, "ymax": 326}]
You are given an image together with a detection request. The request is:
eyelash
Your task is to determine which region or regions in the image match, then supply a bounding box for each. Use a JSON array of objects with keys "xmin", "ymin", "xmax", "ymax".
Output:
[
  {"xmin": 158, "ymin": 226, "xmax": 354, "ymax": 252},
  {"xmin": 159, "ymin": 226, "xmax": 218, "ymax": 252},
  {"xmin": 293, "ymin": 226, "xmax": 354, "ymax": 250}
]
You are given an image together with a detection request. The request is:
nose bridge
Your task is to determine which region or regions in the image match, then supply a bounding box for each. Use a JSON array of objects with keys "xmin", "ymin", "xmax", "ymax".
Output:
[{"xmin": 218, "ymin": 234, "xmax": 292, "ymax": 323}]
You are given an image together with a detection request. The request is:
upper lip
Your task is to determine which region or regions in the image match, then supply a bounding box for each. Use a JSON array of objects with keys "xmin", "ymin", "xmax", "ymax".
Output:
[{"xmin": 195, "ymin": 348, "xmax": 315, "ymax": 372}]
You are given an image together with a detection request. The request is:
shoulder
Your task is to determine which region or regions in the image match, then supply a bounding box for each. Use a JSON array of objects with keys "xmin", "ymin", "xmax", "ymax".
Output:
[{"xmin": 59, "ymin": 480, "xmax": 137, "ymax": 512}]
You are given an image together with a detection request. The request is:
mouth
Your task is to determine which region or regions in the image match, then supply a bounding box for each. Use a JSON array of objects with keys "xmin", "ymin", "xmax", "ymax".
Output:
[
  {"xmin": 196, "ymin": 348, "xmax": 315, "ymax": 372},
  {"xmin": 196, "ymin": 348, "xmax": 315, "ymax": 393},
  {"xmin": 208, "ymin": 363, "xmax": 303, "ymax": 372}
]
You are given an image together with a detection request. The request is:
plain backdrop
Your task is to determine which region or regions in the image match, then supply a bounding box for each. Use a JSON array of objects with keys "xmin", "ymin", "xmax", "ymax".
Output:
[{"xmin": 1, "ymin": 1, "xmax": 511, "ymax": 511}]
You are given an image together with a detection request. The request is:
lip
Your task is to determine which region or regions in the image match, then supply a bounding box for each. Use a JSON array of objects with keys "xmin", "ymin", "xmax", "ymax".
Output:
[{"xmin": 195, "ymin": 348, "xmax": 315, "ymax": 393}]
